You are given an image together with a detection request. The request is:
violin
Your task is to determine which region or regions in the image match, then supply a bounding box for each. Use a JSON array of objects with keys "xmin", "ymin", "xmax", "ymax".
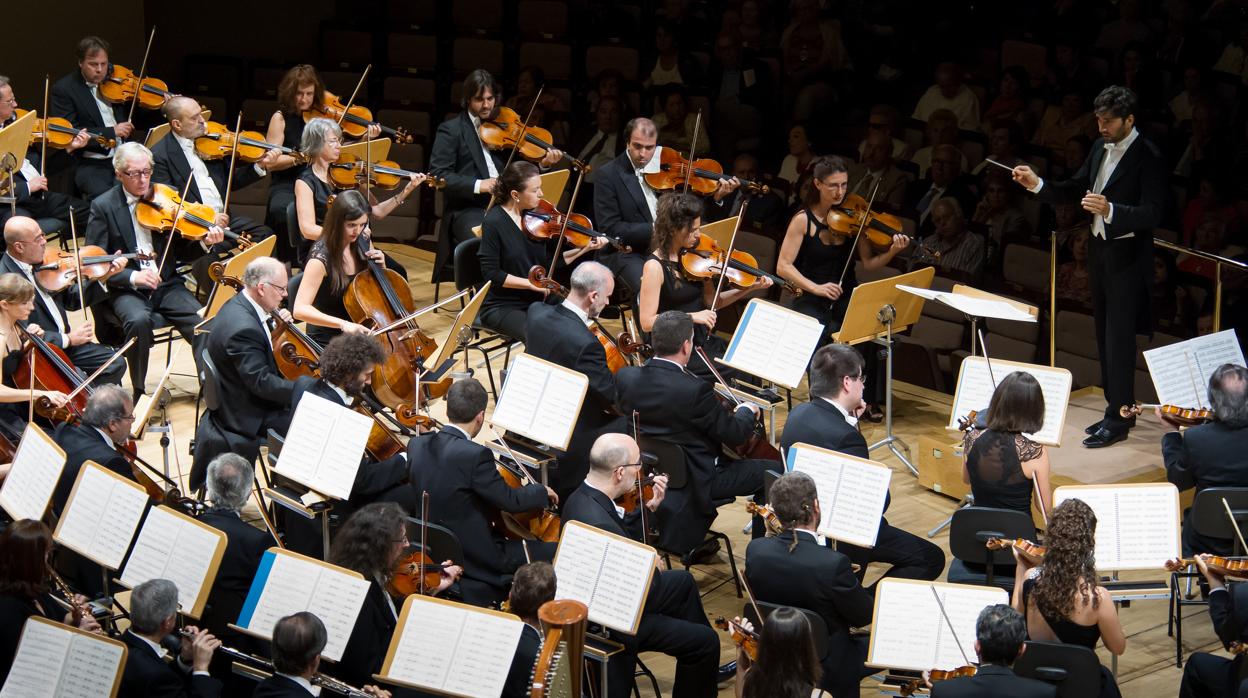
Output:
[
  {"xmin": 615, "ymin": 473, "xmax": 661, "ymax": 514},
  {"xmin": 645, "ymin": 147, "xmax": 769, "ymax": 195},
  {"xmin": 478, "ymin": 106, "xmax": 585, "ymax": 169},
  {"xmin": 194, "ymin": 121, "xmax": 307, "ymax": 163},
  {"xmin": 493, "ymin": 456, "xmax": 561, "ymax": 542},
  {"xmin": 522, "ymin": 199, "xmax": 623, "ymax": 250},
  {"xmin": 116, "ymin": 438, "xmax": 200, "ymax": 513},
  {"xmin": 34, "ymin": 245, "xmax": 150, "ymax": 292},
  {"xmin": 17, "ymin": 109, "xmax": 114, "ymax": 150},
  {"xmin": 956, "ymin": 409, "xmax": 979, "ymax": 433},
  {"xmin": 387, "ymin": 547, "xmax": 448, "ymax": 598},
  {"xmin": 713, "ymin": 617, "xmax": 759, "ymax": 662},
  {"xmin": 134, "ymin": 183, "xmax": 254, "ymax": 247},
  {"xmin": 746, "ymin": 501, "xmax": 783, "ymax": 536},
  {"xmin": 303, "ymin": 91, "xmax": 412, "ymax": 143},
  {"xmin": 97, "ymin": 64, "xmax": 175, "ymax": 109},
  {"xmin": 901, "ymin": 666, "xmax": 977, "ymax": 696},
  {"xmin": 1120, "ymin": 402, "xmax": 1215, "ymax": 427},
  {"xmin": 825, "ymin": 193, "xmax": 906, "ymax": 250},
  {"xmin": 1164, "ymin": 555, "xmax": 1248, "ymax": 578},
  {"xmin": 327, "ymin": 152, "xmax": 445, "ymax": 191},
  {"xmin": 527, "ymin": 267, "xmax": 643, "ymax": 373},
  {"xmin": 984, "ymin": 537, "xmax": 1047, "ymax": 562},
  {"xmin": 679, "ymin": 234, "xmax": 799, "ymax": 295}
]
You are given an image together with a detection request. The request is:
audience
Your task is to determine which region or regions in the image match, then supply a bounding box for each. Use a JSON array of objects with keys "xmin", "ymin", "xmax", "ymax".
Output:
[{"xmin": 912, "ymin": 62, "xmax": 981, "ymax": 131}]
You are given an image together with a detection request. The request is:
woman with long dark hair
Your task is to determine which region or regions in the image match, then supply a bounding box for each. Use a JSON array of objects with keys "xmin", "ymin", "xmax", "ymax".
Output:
[
  {"xmin": 292, "ymin": 190, "xmax": 383, "ymax": 346},
  {"xmin": 732, "ymin": 607, "xmax": 821, "ymax": 698},
  {"xmin": 963, "ymin": 371, "xmax": 1053, "ymax": 521}
]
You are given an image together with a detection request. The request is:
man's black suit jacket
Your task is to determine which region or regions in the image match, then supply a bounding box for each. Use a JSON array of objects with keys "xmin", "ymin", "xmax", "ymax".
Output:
[
  {"xmin": 429, "ymin": 111, "xmax": 505, "ymax": 213},
  {"xmin": 502, "ymin": 623, "xmax": 543, "ymax": 698},
  {"xmin": 593, "ymin": 150, "xmax": 654, "ymax": 251},
  {"xmin": 253, "ymin": 674, "xmax": 313, "ymax": 697},
  {"xmin": 1163, "ymin": 421, "xmax": 1248, "ymax": 495},
  {"xmin": 406, "ymin": 427, "xmax": 548, "ymax": 591},
  {"xmin": 118, "ymin": 631, "xmax": 222, "ymax": 698},
  {"xmin": 5, "ymin": 148, "xmax": 77, "ymax": 207},
  {"xmin": 51, "ymin": 420, "xmax": 133, "ymax": 516},
  {"xmin": 931, "ymin": 664, "xmax": 1056, "ymax": 698},
  {"xmin": 150, "ymin": 134, "xmax": 264, "ymax": 207},
  {"xmin": 198, "ymin": 510, "xmax": 274, "ymax": 637},
  {"xmin": 0, "ymin": 252, "xmax": 100, "ymax": 350},
  {"xmin": 561, "ymin": 481, "xmax": 645, "ymax": 541},
  {"xmin": 86, "ymin": 184, "xmax": 197, "ymax": 287},
  {"xmin": 780, "ymin": 398, "xmax": 890, "ymax": 512},
  {"xmin": 50, "ymin": 71, "xmax": 128, "ymax": 158},
  {"xmin": 204, "ymin": 292, "xmax": 293, "ymax": 440}
]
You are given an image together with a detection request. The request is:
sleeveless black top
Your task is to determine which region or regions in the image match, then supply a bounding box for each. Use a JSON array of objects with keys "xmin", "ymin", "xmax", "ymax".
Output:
[
  {"xmin": 298, "ymin": 168, "xmax": 334, "ymax": 225},
  {"xmin": 1021, "ymin": 576, "xmax": 1103, "ymax": 649},
  {"xmin": 271, "ymin": 112, "xmax": 307, "ymax": 190},
  {"xmin": 963, "ymin": 428, "xmax": 1043, "ymax": 516},
  {"xmin": 305, "ymin": 235, "xmax": 369, "ymax": 345},
  {"xmin": 793, "ymin": 207, "xmax": 857, "ymax": 288}
]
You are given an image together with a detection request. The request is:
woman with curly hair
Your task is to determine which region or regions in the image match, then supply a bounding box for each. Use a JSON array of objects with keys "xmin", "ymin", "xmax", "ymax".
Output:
[
  {"xmin": 328, "ymin": 503, "xmax": 461, "ymax": 689},
  {"xmin": 1013, "ymin": 498, "xmax": 1125, "ymax": 698}
]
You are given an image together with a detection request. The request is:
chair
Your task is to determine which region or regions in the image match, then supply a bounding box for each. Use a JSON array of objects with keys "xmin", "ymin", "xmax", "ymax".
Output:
[
  {"xmin": 386, "ymin": 33, "xmax": 439, "ymax": 75},
  {"xmin": 637, "ymin": 436, "xmax": 742, "ymax": 598},
  {"xmin": 382, "ymin": 76, "xmax": 436, "ymax": 108},
  {"xmin": 1012, "ymin": 641, "xmax": 1102, "ymax": 698},
  {"xmin": 452, "ymin": 0, "xmax": 504, "ymax": 35},
  {"xmin": 586, "ymin": 46, "xmax": 639, "ymax": 82},
  {"xmin": 1168, "ymin": 487, "xmax": 1248, "ymax": 666},
  {"xmin": 404, "ymin": 517, "xmax": 466, "ymax": 570},
  {"xmin": 321, "ymin": 28, "xmax": 374, "ymax": 69},
  {"xmin": 518, "ymin": 1, "xmax": 569, "ymax": 41},
  {"xmin": 743, "ymin": 601, "xmax": 830, "ymax": 660},
  {"xmin": 519, "ymin": 43, "xmax": 573, "ymax": 82},
  {"xmin": 946, "ymin": 506, "xmax": 1034, "ymax": 591},
  {"xmin": 452, "ymin": 237, "xmax": 520, "ymax": 401},
  {"xmin": 452, "ymin": 38, "xmax": 505, "ymax": 77},
  {"xmin": 285, "ymin": 201, "xmax": 302, "ymax": 256}
]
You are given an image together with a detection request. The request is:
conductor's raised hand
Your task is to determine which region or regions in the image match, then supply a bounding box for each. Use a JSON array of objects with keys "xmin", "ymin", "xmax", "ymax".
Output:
[{"xmin": 1011, "ymin": 165, "xmax": 1039, "ymax": 189}]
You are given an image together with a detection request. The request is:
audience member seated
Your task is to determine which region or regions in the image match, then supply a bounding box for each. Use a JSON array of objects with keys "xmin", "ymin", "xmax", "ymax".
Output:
[
  {"xmin": 653, "ymin": 86, "xmax": 710, "ymax": 156},
  {"xmin": 1055, "ymin": 219, "xmax": 1092, "ymax": 306},
  {"xmin": 909, "ymin": 198, "xmax": 986, "ymax": 280},
  {"xmin": 911, "ymin": 61, "xmax": 981, "ymax": 131},
  {"xmin": 963, "ymin": 372, "xmax": 1053, "ymax": 522},
  {"xmin": 1153, "ymin": 250, "xmax": 1198, "ymax": 337},
  {"xmin": 778, "ymin": 124, "xmax": 818, "ymax": 205},
  {"xmin": 1095, "ymin": 0, "xmax": 1155, "ymax": 61},
  {"xmin": 780, "ymin": 0, "xmax": 849, "ymax": 122},
  {"xmin": 857, "ymin": 104, "xmax": 912, "ymax": 161},
  {"xmin": 847, "ymin": 131, "xmax": 911, "ymax": 212},
  {"xmin": 1047, "ymin": 134, "xmax": 1091, "ymax": 182},
  {"xmin": 1032, "ymin": 88, "xmax": 1097, "ymax": 154},
  {"xmin": 708, "ymin": 30, "xmax": 774, "ymax": 161},
  {"xmin": 572, "ymin": 95, "xmax": 625, "ymax": 195},
  {"xmin": 1174, "ymin": 100, "xmax": 1230, "ymax": 179},
  {"xmin": 1180, "ymin": 169, "xmax": 1240, "ymax": 246},
  {"xmin": 980, "ymin": 66, "xmax": 1034, "ymax": 134},
  {"xmin": 644, "ymin": 20, "xmax": 705, "ymax": 101},
  {"xmin": 911, "ymin": 109, "xmax": 968, "ymax": 179},
  {"xmin": 505, "ymin": 65, "xmax": 569, "ymax": 147},
  {"xmin": 904, "ymin": 144, "xmax": 978, "ymax": 238},
  {"xmin": 971, "ymin": 171, "xmax": 1031, "ymax": 267},
  {"xmin": 971, "ymin": 120, "xmax": 1026, "ymax": 178},
  {"xmin": 1168, "ymin": 66, "xmax": 1204, "ymax": 127}
]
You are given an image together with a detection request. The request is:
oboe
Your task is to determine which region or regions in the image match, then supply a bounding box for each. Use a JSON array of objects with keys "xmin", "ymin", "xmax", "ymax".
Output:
[
  {"xmin": 46, "ymin": 564, "xmax": 90, "ymax": 624},
  {"xmin": 176, "ymin": 630, "xmax": 374, "ymax": 697}
]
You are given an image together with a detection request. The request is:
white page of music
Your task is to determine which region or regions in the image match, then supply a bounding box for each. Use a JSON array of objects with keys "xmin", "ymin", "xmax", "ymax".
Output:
[
  {"xmin": 386, "ymin": 597, "xmax": 523, "ymax": 696},
  {"xmin": 897, "ymin": 285, "xmax": 1036, "ymax": 322},
  {"xmin": 492, "ymin": 354, "xmax": 587, "ymax": 450},
  {"xmin": 721, "ymin": 299, "xmax": 825, "ymax": 388},
  {"xmin": 554, "ymin": 522, "xmax": 654, "ymax": 633},
  {"xmin": 869, "ymin": 580, "xmax": 1007, "ymax": 672},
  {"xmin": 1054, "ymin": 485, "xmax": 1180, "ymax": 570},
  {"xmin": 0, "ymin": 424, "xmax": 65, "ymax": 521},
  {"xmin": 788, "ymin": 444, "xmax": 891, "ymax": 547},
  {"xmin": 1, "ymin": 618, "xmax": 125, "ymax": 698},
  {"xmin": 1144, "ymin": 330, "xmax": 1245, "ymax": 409},
  {"xmin": 949, "ymin": 357, "xmax": 1071, "ymax": 446},
  {"xmin": 120, "ymin": 506, "xmax": 222, "ymax": 613},
  {"xmin": 275, "ymin": 392, "xmax": 371, "ymax": 500},
  {"xmin": 55, "ymin": 464, "xmax": 149, "ymax": 570},
  {"xmin": 243, "ymin": 553, "xmax": 369, "ymax": 662}
]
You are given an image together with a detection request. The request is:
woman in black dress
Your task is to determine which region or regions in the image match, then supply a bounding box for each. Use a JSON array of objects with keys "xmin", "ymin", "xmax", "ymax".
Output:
[
  {"xmin": 0, "ymin": 274, "xmax": 69, "ymax": 440},
  {"xmin": 962, "ymin": 371, "xmax": 1053, "ymax": 521}
]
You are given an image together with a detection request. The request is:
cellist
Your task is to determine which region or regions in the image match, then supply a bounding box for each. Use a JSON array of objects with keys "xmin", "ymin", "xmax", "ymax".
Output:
[{"xmin": 0, "ymin": 273, "xmax": 70, "ymax": 437}]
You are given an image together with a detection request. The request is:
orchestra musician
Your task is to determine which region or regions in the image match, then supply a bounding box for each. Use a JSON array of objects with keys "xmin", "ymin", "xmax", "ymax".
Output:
[
  {"xmin": 85, "ymin": 141, "xmax": 220, "ymax": 401},
  {"xmin": 49, "ymin": 36, "xmax": 135, "ymax": 201},
  {"xmin": 616, "ymin": 310, "xmax": 782, "ymax": 558},
  {"xmin": 0, "ymin": 273, "xmax": 71, "ymax": 438},
  {"xmin": 257, "ymin": 612, "xmax": 391, "ymax": 698},
  {"xmin": 328, "ymin": 502, "xmax": 461, "ymax": 690},
  {"xmin": 926, "ymin": 605, "xmax": 1056, "ymax": 698},
  {"xmin": 563, "ymin": 432, "xmax": 723, "ymax": 698},
  {"xmin": 1011, "ymin": 86, "xmax": 1166, "ymax": 449},
  {"xmin": 780, "ymin": 344, "xmax": 945, "ymax": 586},
  {"xmin": 119, "ymin": 578, "xmax": 222, "ymax": 698},
  {"xmin": 0, "ymin": 76, "xmax": 91, "ymax": 234},
  {"xmin": 406, "ymin": 377, "xmax": 558, "ymax": 607},
  {"xmin": 744, "ymin": 471, "xmax": 875, "ymax": 698},
  {"xmin": 1179, "ymin": 554, "xmax": 1248, "ymax": 698},
  {"xmin": 190, "ymin": 256, "xmax": 294, "ymax": 492},
  {"xmin": 729, "ymin": 610, "xmax": 821, "ymax": 698},
  {"xmin": 1162, "ymin": 363, "xmax": 1248, "ymax": 558},
  {"xmin": 963, "ymin": 372, "xmax": 1053, "ymax": 523},
  {"xmin": 501, "ymin": 562, "xmax": 557, "ymax": 698},
  {"xmin": 636, "ymin": 192, "xmax": 770, "ymax": 380},
  {"xmin": 478, "ymin": 160, "xmax": 601, "ymax": 341},
  {"xmin": 523, "ymin": 260, "xmax": 624, "ymax": 501}
]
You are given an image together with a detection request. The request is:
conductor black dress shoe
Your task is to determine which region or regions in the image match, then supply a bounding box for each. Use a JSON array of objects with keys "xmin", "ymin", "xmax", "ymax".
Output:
[{"xmin": 1082, "ymin": 426, "xmax": 1128, "ymax": 448}]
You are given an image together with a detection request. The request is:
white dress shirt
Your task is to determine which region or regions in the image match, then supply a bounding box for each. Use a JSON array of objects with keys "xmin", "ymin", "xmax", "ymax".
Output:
[
  {"xmin": 794, "ymin": 527, "xmax": 827, "ymax": 547},
  {"xmin": 468, "ymin": 114, "xmax": 500, "ymax": 192},
  {"xmin": 123, "ymin": 191, "xmax": 161, "ymax": 276},
  {"xmin": 172, "ymin": 134, "xmax": 224, "ymax": 212},
  {"xmin": 240, "ymin": 288, "xmax": 272, "ymax": 331},
  {"xmin": 821, "ymin": 396, "xmax": 858, "ymax": 427},
  {"xmin": 1029, "ymin": 127, "xmax": 1139, "ymax": 240},
  {"xmin": 85, "ymin": 81, "xmax": 116, "ymax": 159},
  {"xmin": 11, "ymin": 256, "xmax": 67, "ymax": 342},
  {"xmin": 635, "ymin": 147, "xmax": 662, "ymax": 220},
  {"xmin": 560, "ymin": 298, "xmax": 590, "ymax": 326}
]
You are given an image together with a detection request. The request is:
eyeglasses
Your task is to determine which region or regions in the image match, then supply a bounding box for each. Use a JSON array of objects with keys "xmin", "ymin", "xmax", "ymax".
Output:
[
  {"xmin": 121, "ymin": 169, "xmax": 153, "ymax": 179},
  {"xmin": 848, "ymin": 374, "xmax": 866, "ymax": 383},
  {"xmin": 264, "ymin": 281, "xmax": 287, "ymax": 293},
  {"xmin": 616, "ymin": 462, "xmax": 644, "ymax": 472}
]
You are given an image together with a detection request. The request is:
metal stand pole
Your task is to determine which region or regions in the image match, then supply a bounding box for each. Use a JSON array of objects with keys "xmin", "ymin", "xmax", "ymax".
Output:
[
  {"xmin": 928, "ymin": 495, "xmax": 975, "ymax": 537},
  {"xmin": 868, "ymin": 305, "xmax": 917, "ymax": 476}
]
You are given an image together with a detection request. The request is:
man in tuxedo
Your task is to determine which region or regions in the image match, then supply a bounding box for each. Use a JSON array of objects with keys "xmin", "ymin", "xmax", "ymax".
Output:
[
  {"xmin": 51, "ymin": 383, "xmax": 135, "ymax": 517},
  {"xmin": 428, "ymin": 69, "xmax": 562, "ymax": 283},
  {"xmin": 744, "ymin": 471, "xmax": 874, "ymax": 698},
  {"xmin": 119, "ymin": 579, "xmax": 222, "ymax": 698},
  {"xmin": 930, "ymin": 605, "xmax": 1056, "ymax": 697},
  {"xmin": 1163, "ymin": 364, "xmax": 1248, "ymax": 556},
  {"xmin": 1180, "ymin": 554, "xmax": 1248, "ymax": 698},
  {"xmin": 781, "ymin": 343, "xmax": 945, "ymax": 587},
  {"xmin": 50, "ymin": 36, "xmax": 136, "ymax": 200},
  {"xmin": 254, "ymin": 612, "xmax": 390, "ymax": 698},
  {"xmin": 0, "ymin": 76, "xmax": 91, "ymax": 234},
  {"xmin": 615, "ymin": 310, "xmax": 782, "ymax": 557},
  {"xmin": 407, "ymin": 377, "xmax": 557, "ymax": 606},
  {"xmin": 1013, "ymin": 85, "xmax": 1167, "ymax": 448},
  {"xmin": 502, "ymin": 562, "xmax": 557, "ymax": 698},
  {"xmin": 524, "ymin": 261, "xmax": 624, "ymax": 501},
  {"xmin": 191, "ymin": 256, "xmax": 293, "ymax": 491},
  {"xmin": 2, "ymin": 216, "xmax": 125, "ymax": 384},
  {"xmin": 86, "ymin": 142, "xmax": 222, "ymax": 400},
  {"xmin": 564, "ymin": 432, "xmax": 724, "ymax": 698}
]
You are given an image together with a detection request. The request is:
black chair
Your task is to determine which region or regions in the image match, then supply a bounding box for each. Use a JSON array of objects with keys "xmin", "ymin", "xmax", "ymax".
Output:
[
  {"xmin": 1012, "ymin": 640, "xmax": 1103, "ymax": 698},
  {"xmin": 743, "ymin": 601, "xmax": 831, "ymax": 661},
  {"xmin": 946, "ymin": 506, "xmax": 1034, "ymax": 591},
  {"xmin": 638, "ymin": 435, "xmax": 742, "ymax": 598},
  {"xmin": 404, "ymin": 517, "xmax": 466, "ymax": 599},
  {"xmin": 285, "ymin": 200, "xmax": 301, "ymax": 254},
  {"xmin": 1168, "ymin": 487, "xmax": 1248, "ymax": 666},
  {"xmin": 452, "ymin": 236, "xmax": 520, "ymax": 400}
]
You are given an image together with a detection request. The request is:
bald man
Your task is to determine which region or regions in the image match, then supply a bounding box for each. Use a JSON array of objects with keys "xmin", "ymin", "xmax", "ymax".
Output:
[{"xmin": 1, "ymin": 216, "xmax": 125, "ymax": 385}]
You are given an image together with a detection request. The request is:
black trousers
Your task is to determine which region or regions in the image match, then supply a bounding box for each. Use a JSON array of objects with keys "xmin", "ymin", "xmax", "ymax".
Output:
[
  {"xmin": 819, "ymin": 633, "xmax": 872, "ymax": 698},
  {"xmin": 1088, "ymin": 235, "xmax": 1150, "ymax": 428},
  {"xmin": 66, "ymin": 340, "xmax": 127, "ymax": 386},
  {"xmin": 107, "ymin": 283, "xmax": 201, "ymax": 396},
  {"xmin": 712, "ymin": 456, "xmax": 785, "ymax": 540},
  {"xmin": 73, "ymin": 159, "xmax": 116, "ymax": 200},
  {"xmin": 432, "ymin": 207, "xmax": 485, "ymax": 283},
  {"xmin": 609, "ymin": 569, "xmax": 719, "ymax": 698},
  {"xmin": 839, "ymin": 516, "xmax": 946, "ymax": 588},
  {"xmin": 1180, "ymin": 651, "xmax": 1245, "ymax": 698},
  {"xmin": 459, "ymin": 539, "xmax": 558, "ymax": 608},
  {"xmin": 478, "ymin": 303, "xmax": 529, "ymax": 342}
]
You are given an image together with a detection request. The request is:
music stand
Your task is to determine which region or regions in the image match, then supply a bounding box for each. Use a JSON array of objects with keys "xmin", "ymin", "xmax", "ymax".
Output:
[
  {"xmin": 0, "ymin": 111, "xmax": 36, "ymax": 212},
  {"xmin": 339, "ymin": 137, "xmax": 391, "ymax": 162},
  {"xmin": 832, "ymin": 266, "xmax": 935, "ymax": 475}
]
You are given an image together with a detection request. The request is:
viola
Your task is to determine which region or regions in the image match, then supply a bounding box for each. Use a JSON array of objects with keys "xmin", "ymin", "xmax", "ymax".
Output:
[
  {"xmin": 1120, "ymin": 402, "xmax": 1215, "ymax": 426},
  {"xmin": 1165, "ymin": 555, "xmax": 1248, "ymax": 578},
  {"xmin": 387, "ymin": 547, "xmax": 448, "ymax": 598},
  {"xmin": 645, "ymin": 147, "xmax": 769, "ymax": 196},
  {"xmin": 713, "ymin": 617, "xmax": 759, "ymax": 662},
  {"xmin": 746, "ymin": 501, "xmax": 783, "ymax": 536},
  {"xmin": 327, "ymin": 152, "xmax": 445, "ymax": 191},
  {"xmin": 825, "ymin": 193, "xmax": 906, "ymax": 250},
  {"xmin": 493, "ymin": 457, "xmax": 561, "ymax": 542},
  {"xmin": 697, "ymin": 346, "xmax": 783, "ymax": 463},
  {"xmin": 522, "ymin": 199, "xmax": 622, "ymax": 249},
  {"xmin": 679, "ymin": 234, "xmax": 799, "ymax": 295},
  {"xmin": 97, "ymin": 64, "xmax": 175, "ymax": 109},
  {"xmin": 134, "ymin": 183, "xmax": 254, "ymax": 247},
  {"xmin": 17, "ymin": 109, "xmax": 114, "ymax": 150},
  {"xmin": 303, "ymin": 91, "xmax": 412, "ymax": 143},
  {"xmin": 35, "ymin": 245, "xmax": 150, "ymax": 292},
  {"xmin": 984, "ymin": 537, "xmax": 1047, "ymax": 562},
  {"xmin": 902, "ymin": 666, "xmax": 977, "ymax": 696},
  {"xmin": 527, "ymin": 266, "xmax": 642, "ymax": 373},
  {"xmin": 194, "ymin": 121, "xmax": 307, "ymax": 163},
  {"xmin": 478, "ymin": 106, "xmax": 585, "ymax": 169}
]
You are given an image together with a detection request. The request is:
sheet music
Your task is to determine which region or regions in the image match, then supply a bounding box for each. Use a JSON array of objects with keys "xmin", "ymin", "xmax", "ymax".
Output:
[
  {"xmin": 54, "ymin": 463, "xmax": 149, "ymax": 570},
  {"xmin": 237, "ymin": 550, "xmax": 369, "ymax": 662},
  {"xmin": 0, "ymin": 424, "xmax": 66, "ymax": 521},
  {"xmin": 949, "ymin": 357, "xmax": 1071, "ymax": 446},
  {"xmin": 120, "ymin": 506, "xmax": 224, "ymax": 616},
  {"xmin": 897, "ymin": 284, "xmax": 1036, "ymax": 322},
  {"xmin": 554, "ymin": 521, "xmax": 654, "ymax": 633},
  {"xmin": 868, "ymin": 581, "xmax": 1007, "ymax": 672},
  {"xmin": 383, "ymin": 596, "xmax": 523, "ymax": 697},
  {"xmin": 275, "ymin": 392, "xmax": 372, "ymax": 500},
  {"xmin": 0, "ymin": 617, "xmax": 125, "ymax": 698},
  {"xmin": 491, "ymin": 354, "xmax": 587, "ymax": 450},
  {"xmin": 1053, "ymin": 485, "xmax": 1180, "ymax": 570},
  {"xmin": 721, "ymin": 299, "xmax": 825, "ymax": 388},
  {"xmin": 786, "ymin": 444, "xmax": 891, "ymax": 547},
  {"xmin": 1143, "ymin": 330, "xmax": 1245, "ymax": 409}
]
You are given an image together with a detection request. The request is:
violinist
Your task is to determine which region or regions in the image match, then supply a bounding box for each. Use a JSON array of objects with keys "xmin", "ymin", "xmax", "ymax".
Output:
[
  {"xmin": 781, "ymin": 344, "xmax": 945, "ymax": 586},
  {"xmin": 0, "ymin": 77, "xmax": 90, "ymax": 233},
  {"xmin": 478, "ymin": 161, "xmax": 602, "ymax": 341},
  {"xmin": 1162, "ymin": 363, "xmax": 1248, "ymax": 558},
  {"xmin": 743, "ymin": 471, "xmax": 874, "ymax": 698},
  {"xmin": 502, "ymin": 563, "xmax": 557, "ymax": 698},
  {"xmin": 729, "ymin": 610, "xmax": 821, "ymax": 698},
  {"xmin": 963, "ymin": 372, "xmax": 1053, "ymax": 523},
  {"xmin": 265, "ymin": 65, "xmax": 340, "ymax": 255},
  {"xmin": 260, "ymin": 612, "xmax": 391, "ymax": 698},
  {"xmin": 329, "ymin": 503, "xmax": 460, "ymax": 690},
  {"xmin": 2, "ymin": 216, "xmax": 125, "ymax": 386},
  {"xmin": 49, "ymin": 36, "xmax": 135, "ymax": 200},
  {"xmin": 637, "ymin": 192, "xmax": 769, "ymax": 380},
  {"xmin": 406, "ymin": 378, "xmax": 557, "ymax": 607},
  {"xmin": 85, "ymin": 142, "xmax": 219, "ymax": 400},
  {"xmin": 562, "ymin": 433, "xmax": 723, "ymax": 698},
  {"xmin": 191, "ymin": 257, "xmax": 294, "ymax": 492},
  {"xmin": 924, "ymin": 605, "xmax": 1055, "ymax": 698},
  {"xmin": 1179, "ymin": 553, "xmax": 1248, "ymax": 698},
  {"xmin": 0, "ymin": 273, "xmax": 71, "ymax": 436}
]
